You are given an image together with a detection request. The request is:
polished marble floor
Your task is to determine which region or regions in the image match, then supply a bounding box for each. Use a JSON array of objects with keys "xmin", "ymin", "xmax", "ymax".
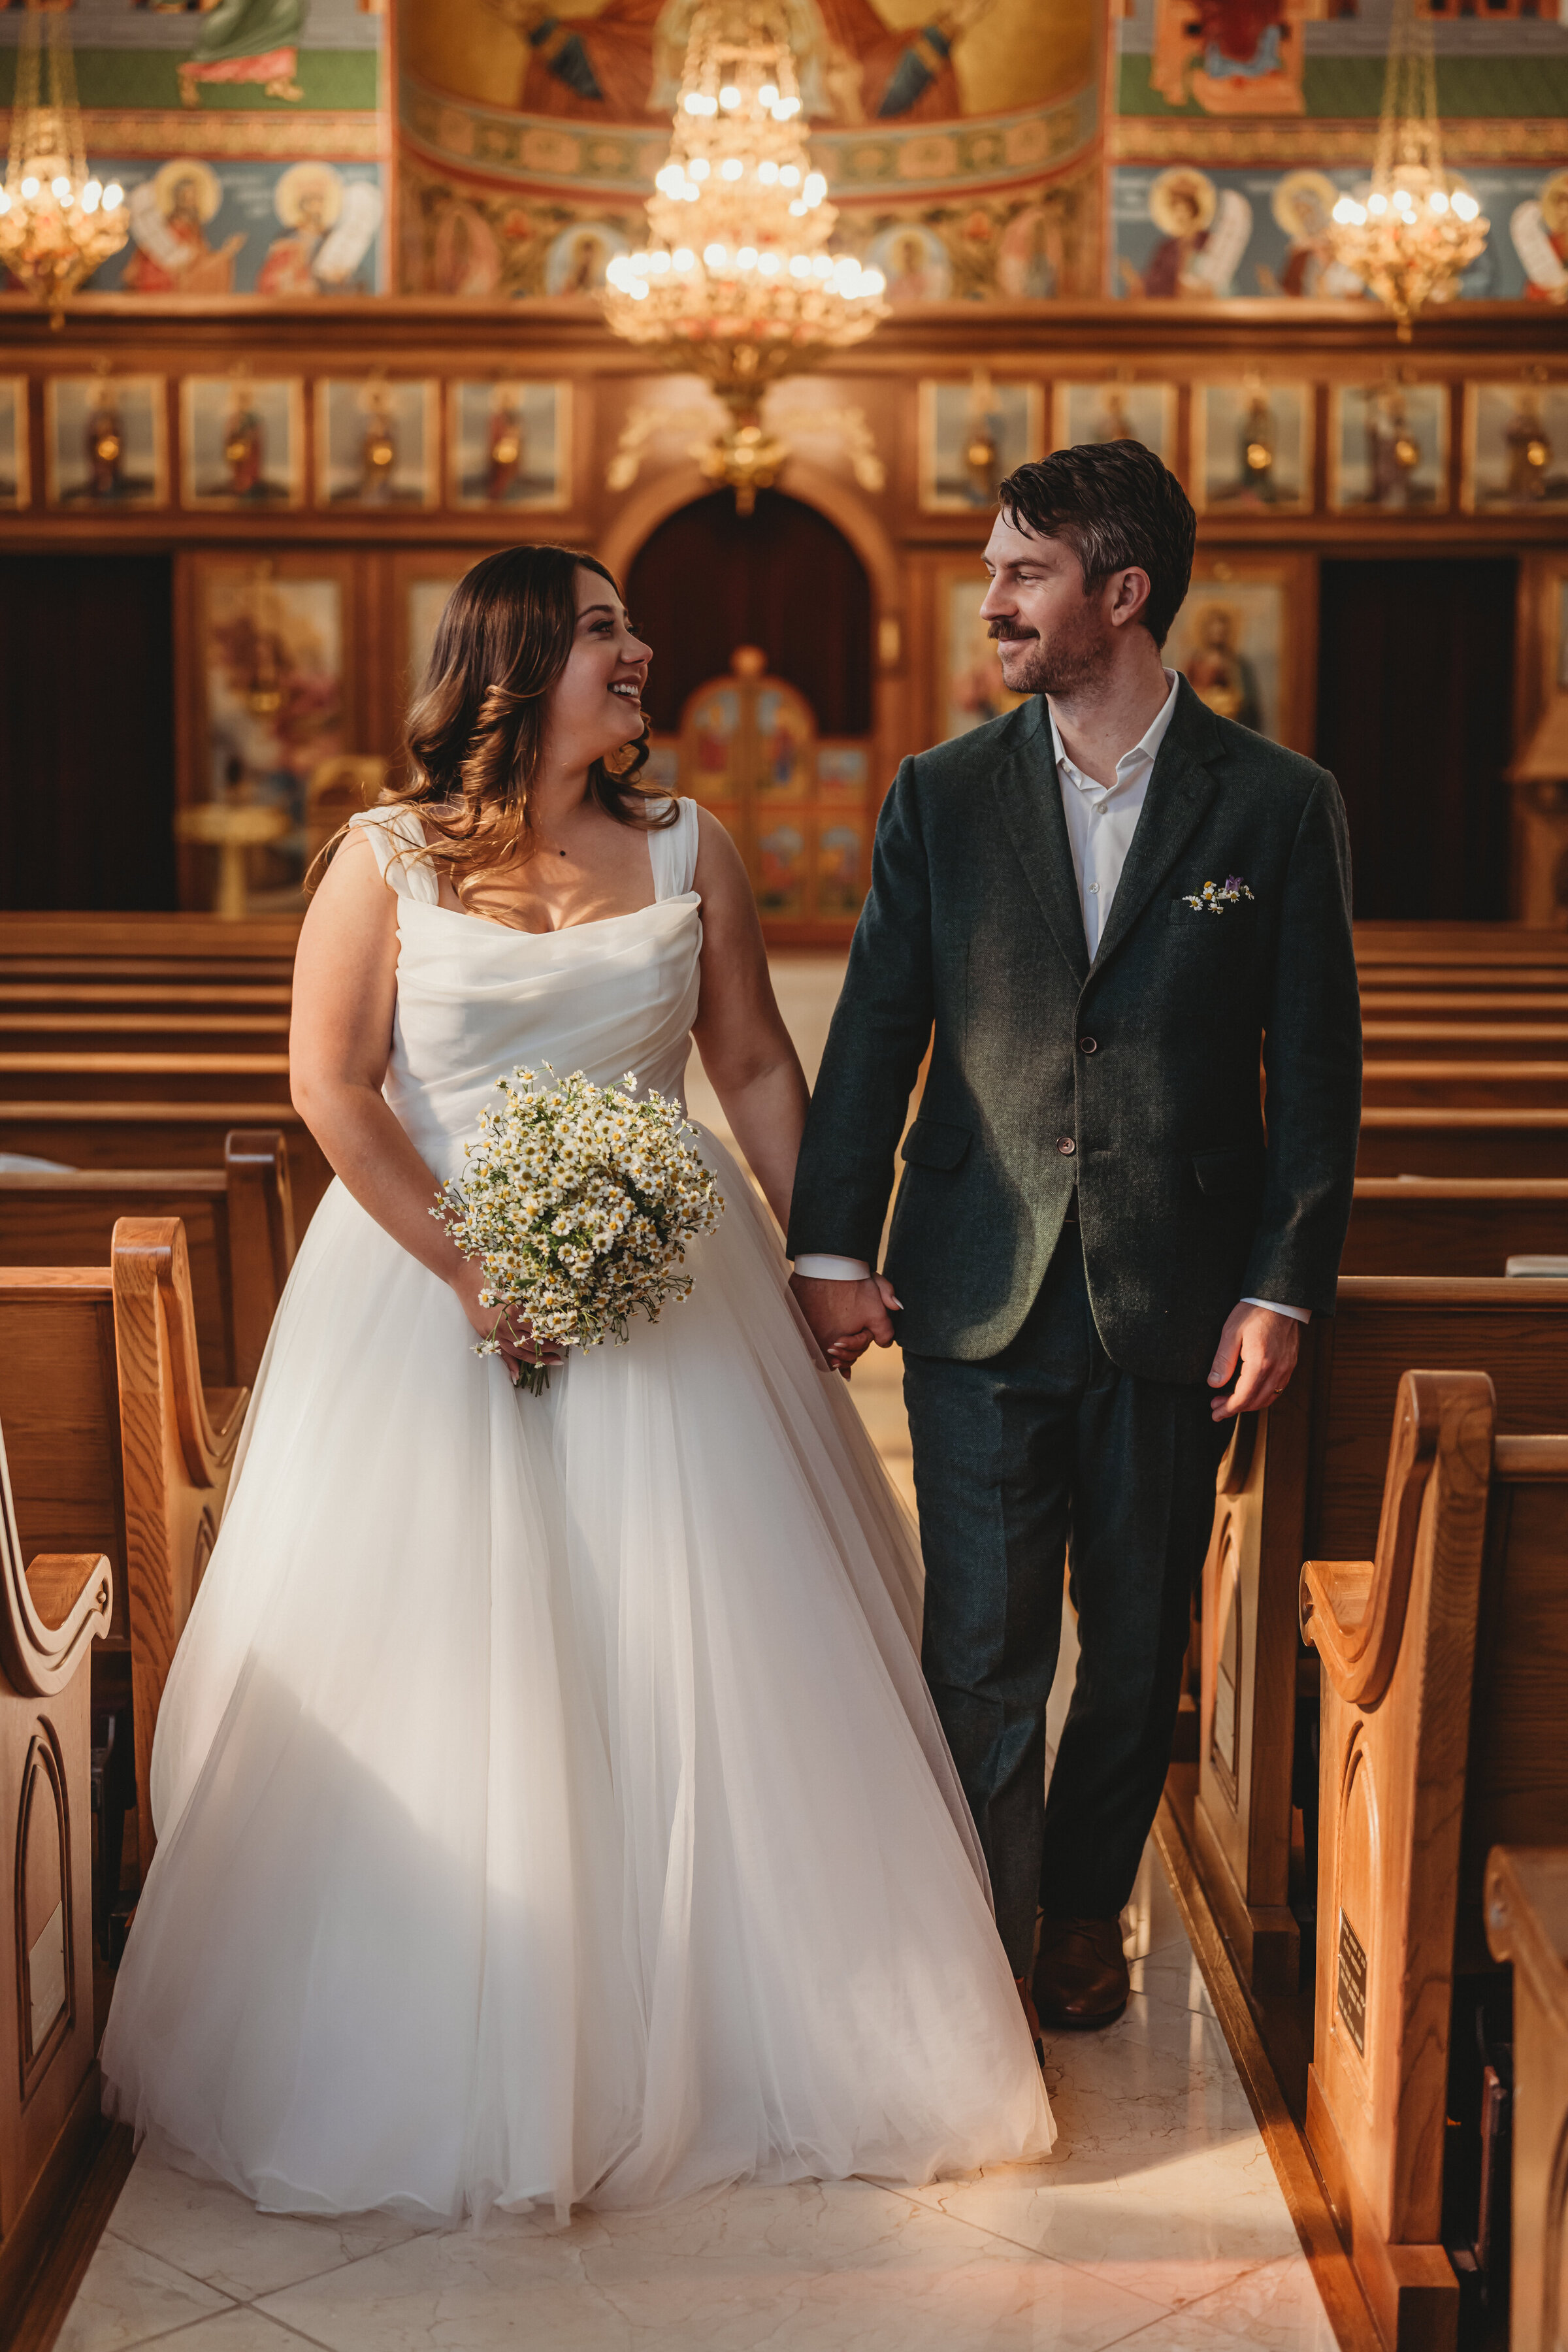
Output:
[
  {"xmin": 61, "ymin": 1841, "xmax": 1336, "ymax": 2352},
  {"xmin": 61, "ymin": 959, "xmax": 1339, "ymax": 2351}
]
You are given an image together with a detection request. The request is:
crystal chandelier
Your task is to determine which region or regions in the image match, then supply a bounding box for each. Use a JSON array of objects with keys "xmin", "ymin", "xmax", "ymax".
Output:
[
  {"xmin": 602, "ymin": 0, "xmax": 887, "ymax": 512},
  {"xmin": 1326, "ymin": 0, "xmax": 1485, "ymax": 343},
  {"xmin": 0, "ymin": 1, "xmax": 127, "ymax": 327}
]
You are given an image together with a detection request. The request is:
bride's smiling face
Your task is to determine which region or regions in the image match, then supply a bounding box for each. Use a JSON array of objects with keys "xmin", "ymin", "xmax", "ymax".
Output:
[{"xmin": 544, "ymin": 566, "xmax": 653, "ymax": 772}]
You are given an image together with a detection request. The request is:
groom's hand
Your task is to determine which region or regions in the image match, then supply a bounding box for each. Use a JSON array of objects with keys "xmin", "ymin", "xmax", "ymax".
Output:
[
  {"xmin": 1207, "ymin": 1302, "xmax": 1300, "ymax": 1421},
  {"xmin": 791, "ymin": 1273, "xmax": 899, "ymax": 1381}
]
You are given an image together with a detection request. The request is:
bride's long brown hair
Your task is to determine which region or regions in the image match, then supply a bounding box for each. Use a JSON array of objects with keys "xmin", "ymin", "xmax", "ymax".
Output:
[{"xmin": 312, "ymin": 545, "xmax": 673, "ymax": 896}]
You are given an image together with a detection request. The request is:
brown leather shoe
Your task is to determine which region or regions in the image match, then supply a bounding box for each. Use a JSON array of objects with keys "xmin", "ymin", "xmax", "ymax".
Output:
[{"xmin": 1032, "ymin": 1915, "xmax": 1130, "ymax": 2031}]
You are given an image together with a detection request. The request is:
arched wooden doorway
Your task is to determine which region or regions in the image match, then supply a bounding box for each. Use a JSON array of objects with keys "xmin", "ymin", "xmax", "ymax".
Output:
[{"xmin": 627, "ymin": 490, "xmax": 875, "ymax": 944}]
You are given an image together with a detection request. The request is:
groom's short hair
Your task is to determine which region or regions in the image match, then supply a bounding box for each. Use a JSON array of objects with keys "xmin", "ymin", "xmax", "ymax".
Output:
[{"xmin": 996, "ymin": 442, "xmax": 1196, "ymax": 647}]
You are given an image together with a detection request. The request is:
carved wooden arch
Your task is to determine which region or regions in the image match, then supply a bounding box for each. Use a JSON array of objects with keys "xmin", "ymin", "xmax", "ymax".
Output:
[{"xmin": 596, "ymin": 459, "xmax": 904, "ymax": 636}]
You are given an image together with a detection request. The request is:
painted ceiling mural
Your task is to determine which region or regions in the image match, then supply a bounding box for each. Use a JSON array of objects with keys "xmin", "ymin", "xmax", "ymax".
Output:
[
  {"xmin": 397, "ymin": 0, "xmax": 1103, "ymax": 298},
  {"xmin": 0, "ymin": 0, "xmax": 387, "ymax": 298},
  {"xmin": 1111, "ymin": 0, "xmax": 1568, "ymax": 302},
  {"xmin": 0, "ymin": 0, "xmax": 1564, "ymax": 306}
]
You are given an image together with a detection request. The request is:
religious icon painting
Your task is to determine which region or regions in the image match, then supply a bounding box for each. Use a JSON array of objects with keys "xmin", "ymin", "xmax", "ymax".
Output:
[
  {"xmin": 44, "ymin": 376, "xmax": 167, "ymax": 508},
  {"xmin": 448, "ymin": 382, "xmax": 570, "ymax": 510},
  {"xmin": 543, "ymin": 221, "xmax": 629, "ymax": 295},
  {"xmin": 1164, "ymin": 555, "xmax": 1315, "ymax": 749},
  {"xmin": 1053, "ymin": 383, "xmax": 1176, "ymax": 466},
  {"xmin": 815, "ymin": 819, "xmax": 865, "ymax": 921},
  {"xmin": 919, "ymin": 380, "xmax": 1044, "ymax": 514},
  {"xmin": 316, "ymin": 380, "xmax": 438, "ymax": 510},
  {"xmin": 862, "ymin": 223, "xmax": 953, "ymax": 302},
  {"xmin": 755, "ymin": 821, "xmax": 808, "ymax": 918},
  {"xmin": 817, "ymin": 743, "xmax": 869, "ymax": 804},
  {"xmin": 0, "ymin": 380, "xmax": 29, "ymax": 510},
  {"xmin": 181, "ymin": 377, "xmax": 303, "ymax": 509},
  {"xmin": 753, "ymin": 682, "xmax": 813, "ymax": 802},
  {"xmin": 1194, "ymin": 382, "xmax": 1313, "ymax": 515},
  {"xmin": 935, "ymin": 560, "xmax": 1028, "ymax": 743},
  {"xmin": 680, "ymin": 678, "xmax": 743, "ymax": 807},
  {"xmin": 1463, "ymin": 384, "xmax": 1568, "ymax": 514},
  {"xmin": 1167, "ymin": 578, "xmax": 1285, "ymax": 745},
  {"xmin": 1329, "ymin": 383, "xmax": 1450, "ymax": 514}
]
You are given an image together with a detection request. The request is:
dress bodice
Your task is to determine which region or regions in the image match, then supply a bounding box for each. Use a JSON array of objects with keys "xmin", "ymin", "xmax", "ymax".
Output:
[{"xmin": 350, "ymin": 798, "xmax": 702, "ymax": 1184}]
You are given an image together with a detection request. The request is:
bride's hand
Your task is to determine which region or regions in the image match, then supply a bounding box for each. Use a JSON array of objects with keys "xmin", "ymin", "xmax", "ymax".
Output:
[{"xmin": 448, "ymin": 1260, "xmax": 564, "ymax": 1378}]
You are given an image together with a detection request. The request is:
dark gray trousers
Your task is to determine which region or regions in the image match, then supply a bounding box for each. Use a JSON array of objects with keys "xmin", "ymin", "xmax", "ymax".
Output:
[{"xmin": 902, "ymin": 1231, "xmax": 1230, "ymax": 1978}]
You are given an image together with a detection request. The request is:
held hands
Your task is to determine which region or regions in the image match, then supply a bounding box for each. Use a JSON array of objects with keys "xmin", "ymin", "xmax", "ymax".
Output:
[
  {"xmin": 1208, "ymin": 1302, "xmax": 1299, "ymax": 1422},
  {"xmin": 790, "ymin": 1272, "xmax": 902, "ymax": 1381},
  {"xmin": 449, "ymin": 1259, "xmax": 564, "ymax": 1382}
]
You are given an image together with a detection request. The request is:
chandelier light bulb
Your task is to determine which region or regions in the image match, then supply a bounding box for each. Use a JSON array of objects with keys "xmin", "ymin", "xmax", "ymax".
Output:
[
  {"xmin": 759, "ymin": 83, "xmax": 778, "ymax": 106},
  {"xmin": 737, "ymin": 246, "xmax": 757, "ymax": 268},
  {"xmin": 779, "ymin": 165, "xmax": 799, "ymax": 188},
  {"xmin": 803, "ymin": 172, "xmax": 825, "ymax": 205},
  {"xmin": 51, "ymin": 175, "xmax": 70, "ymax": 200},
  {"xmin": 704, "ymin": 240, "xmax": 727, "ymax": 267},
  {"xmin": 1452, "ymin": 190, "xmax": 1478, "ymax": 220},
  {"xmin": 1428, "ymin": 189, "xmax": 1448, "ymax": 212},
  {"xmin": 719, "ymin": 84, "xmax": 740, "ymax": 107},
  {"xmin": 759, "ymin": 160, "xmax": 779, "ymax": 183},
  {"xmin": 20, "ymin": 176, "xmax": 39, "ymax": 199},
  {"xmin": 689, "ymin": 156, "xmax": 710, "ymax": 180},
  {"xmin": 1367, "ymin": 192, "xmax": 1388, "ymax": 214},
  {"xmin": 674, "ymin": 246, "xmax": 694, "ymax": 269},
  {"xmin": 721, "ymin": 156, "xmax": 743, "ymax": 180},
  {"xmin": 103, "ymin": 182, "xmax": 122, "ymax": 208},
  {"xmin": 788, "ymin": 198, "xmax": 806, "ymax": 216}
]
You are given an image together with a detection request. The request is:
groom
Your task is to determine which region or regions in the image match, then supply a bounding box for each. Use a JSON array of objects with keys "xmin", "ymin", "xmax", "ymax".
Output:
[{"xmin": 787, "ymin": 442, "xmax": 1362, "ymax": 2034}]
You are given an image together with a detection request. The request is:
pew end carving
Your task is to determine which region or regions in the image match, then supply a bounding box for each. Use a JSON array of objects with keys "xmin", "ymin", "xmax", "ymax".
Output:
[
  {"xmin": 1484, "ymin": 1845, "xmax": 1568, "ymax": 2352},
  {"xmin": 1301, "ymin": 1375, "xmax": 1568, "ymax": 2351},
  {"xmin": 0, "ymin": 1416, "xmax": 112, "ymax": 2329}
]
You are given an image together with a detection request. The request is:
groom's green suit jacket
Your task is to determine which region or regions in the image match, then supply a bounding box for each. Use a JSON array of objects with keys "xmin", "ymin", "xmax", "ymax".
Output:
[{"xmin": 786, "ymin": 678, "xmax": 1363, "ymax": 1384}]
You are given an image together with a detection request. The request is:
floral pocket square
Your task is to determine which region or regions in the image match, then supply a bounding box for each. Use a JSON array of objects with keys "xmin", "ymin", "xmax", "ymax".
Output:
[{"xmin": 1181, "ymin": 875, "xmax": 1254, "ymax": 915}]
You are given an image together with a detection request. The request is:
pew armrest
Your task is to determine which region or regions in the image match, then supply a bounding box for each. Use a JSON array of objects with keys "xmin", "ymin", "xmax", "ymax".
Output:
[
  {"xmin": 1300, "ymin": 1368, "xmax": 1495, "ymax": 1706},
  {"xmin": 112, "ymin": 1217, "xmax": 247, "ymax": 1484},
  {"xmin": 1, "ymin": 1550, "xmax": 112, "ymax": 1697}
]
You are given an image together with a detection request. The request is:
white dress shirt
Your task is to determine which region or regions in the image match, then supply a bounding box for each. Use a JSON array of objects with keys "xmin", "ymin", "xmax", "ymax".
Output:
[{"xmin": 796, "ymin": 674, "xmax": 1308, "ymax": 1324}]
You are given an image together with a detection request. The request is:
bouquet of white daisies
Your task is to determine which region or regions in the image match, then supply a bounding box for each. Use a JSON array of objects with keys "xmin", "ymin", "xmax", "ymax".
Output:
[{"xmin": 433, "ymin": 1065, "xmax": 724, "ymax": 1394}]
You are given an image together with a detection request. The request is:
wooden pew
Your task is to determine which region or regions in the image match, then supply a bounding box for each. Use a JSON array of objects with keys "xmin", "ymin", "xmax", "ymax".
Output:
[
  {"xmin": 1361, "ymin": 1064, "xmax": 1568, "ymax": 1110},
  {"xmin": 0, "ymin": 1009, "xmax": 292, "ymax": 1058},
  {"xmin": 1358, "ymin": 1113, "xmax": 1568, "ymax": 1182},
  {"xmin": 0, "ymin": 1417, "xmax": 112, "ymax": 2330},
  {"xmin": 0, "ymin": 913, "xmax": 300, "ymax": 987},
  {"xmin": 1343, "ymin": 1179, "xmax": 1568, "ymax": 1277},
  {"xmin": 1363, "ymin": 1022, "xmax": 1568, "ymax": 1062},
  {"xmin": 0, "ymin": 1224, "xmax": 248, "ymax": 1883},
  {"xmin": 0, "ymin": 1100, "xmax": 331, "ymax": 1230},
  {"xmin": 1362, "ymin": 994, "xmax": 1568, "ymax": 1019},
  {"xmin": 1196, "ymin": 1278, "xmax": 1568, "ymax": 2000},
  {"xmin": 0, "ymin": 1051, "xmax": 292, "ymax": 1105},
  {"xmin": 1483, "ymin": 1845, "xmax": 1568, "ymax": 2352},
  {"xmin": 1300, "ymin": 1373, "xmax": 1568, "ymax": 2352},
  {"xmin": 0, "ymin": 1131, "xmax": 294, "ymax": 1387}
]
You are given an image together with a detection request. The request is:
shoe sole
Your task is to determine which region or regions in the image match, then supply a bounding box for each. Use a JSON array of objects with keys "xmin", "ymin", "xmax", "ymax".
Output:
[{"xmin": 1035, "ymin": 1996, "xmax": 1129, "ymax": 2033}]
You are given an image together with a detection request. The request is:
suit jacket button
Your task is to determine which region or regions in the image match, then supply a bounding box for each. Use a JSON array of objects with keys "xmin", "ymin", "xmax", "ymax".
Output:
[
  {"xmin": 1056, "ymin": 1136, "xmax": 1077, "ymax": 1156},
  {"xmin": 1079, "ymin": 1035, "xmax": 1098, "ymax": 1054}
]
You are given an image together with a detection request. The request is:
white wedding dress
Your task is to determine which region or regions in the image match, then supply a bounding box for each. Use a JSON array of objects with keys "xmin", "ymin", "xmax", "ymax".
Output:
[{"xmin": 100, "ymin": 798, "xmax": 1054, "ymax": 2221}]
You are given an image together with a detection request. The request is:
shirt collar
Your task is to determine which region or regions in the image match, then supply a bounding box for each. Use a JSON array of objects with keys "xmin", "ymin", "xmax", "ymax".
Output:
[{"xmin": 1049, "ymin": 669, "xmax": 1180, "ymax": 796}]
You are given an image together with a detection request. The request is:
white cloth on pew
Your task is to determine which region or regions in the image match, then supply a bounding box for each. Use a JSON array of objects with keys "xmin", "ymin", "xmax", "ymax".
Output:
[
  {"xmin": 100, "ymin": 796, "xmax": 1053, "ymax": 2223},
  {"xmin": 0, "ymin": 1152, "xmax": 74, "ymax": 1172}
]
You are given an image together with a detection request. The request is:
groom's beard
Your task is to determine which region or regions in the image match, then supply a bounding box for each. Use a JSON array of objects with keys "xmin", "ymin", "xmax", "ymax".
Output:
[{"xmin": 990, "ymin": 603, "xmax": 1112, "ymax": 699}]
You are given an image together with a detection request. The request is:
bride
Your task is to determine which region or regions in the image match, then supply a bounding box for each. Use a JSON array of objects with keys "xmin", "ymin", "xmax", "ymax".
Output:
[{"xmin": 100, "ymin": 545, "xmax": 1053, "ymax": 2221}]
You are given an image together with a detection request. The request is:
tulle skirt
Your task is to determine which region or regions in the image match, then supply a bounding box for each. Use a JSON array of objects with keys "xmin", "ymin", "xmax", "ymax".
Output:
[{"xmin": 99, "ymin": 1133, "xmax": 1054, "ymax": 2221}]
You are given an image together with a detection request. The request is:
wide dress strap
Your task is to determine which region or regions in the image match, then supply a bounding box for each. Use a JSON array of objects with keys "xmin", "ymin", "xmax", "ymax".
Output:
[
  {"xmin": 648, "ymin": 797, "xmax": 700, "ymax": 902},
  {"xmin": 346, "ymin": 807, "xmax": 440, "ymax": 905}
]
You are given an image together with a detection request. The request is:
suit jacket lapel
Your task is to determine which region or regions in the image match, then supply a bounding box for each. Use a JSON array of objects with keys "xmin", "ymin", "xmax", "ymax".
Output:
[
  {"xmin": 988, "ymin": 698, "xmax": 1090, "ymax": 988},
  {"xmin": 1088, "ymin": 678, "xmax": 1225, "ymax": 979}
]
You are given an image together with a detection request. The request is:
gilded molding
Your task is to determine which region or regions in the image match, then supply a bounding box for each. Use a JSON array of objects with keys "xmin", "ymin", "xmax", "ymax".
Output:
[
  {"xmin": 1109, "ymin": 115, "xmax": 1568, "ymax": 167},
  {"xmin": 0, "ymin": 108, "xmax": 382, "ymax": 161},
  {"xmin": 400, "ymin": 73, "xmax": 1098, "ymax": 201}
]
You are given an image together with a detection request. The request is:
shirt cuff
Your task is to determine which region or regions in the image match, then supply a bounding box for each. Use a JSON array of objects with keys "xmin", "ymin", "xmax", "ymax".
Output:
[
  {"xmin": 794, "ymin": 1254, "xmax": 872, "ymax": 1282},
  {"xmin": 1243, "ymin": 1297, "xmax": 1311, "ymax": 1324}
]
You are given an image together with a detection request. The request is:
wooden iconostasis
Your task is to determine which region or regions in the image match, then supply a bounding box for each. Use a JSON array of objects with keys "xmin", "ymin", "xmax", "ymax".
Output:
[{"xmin": 4, "ymin": 299, "xmax": 1568, "ymax": 933}]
